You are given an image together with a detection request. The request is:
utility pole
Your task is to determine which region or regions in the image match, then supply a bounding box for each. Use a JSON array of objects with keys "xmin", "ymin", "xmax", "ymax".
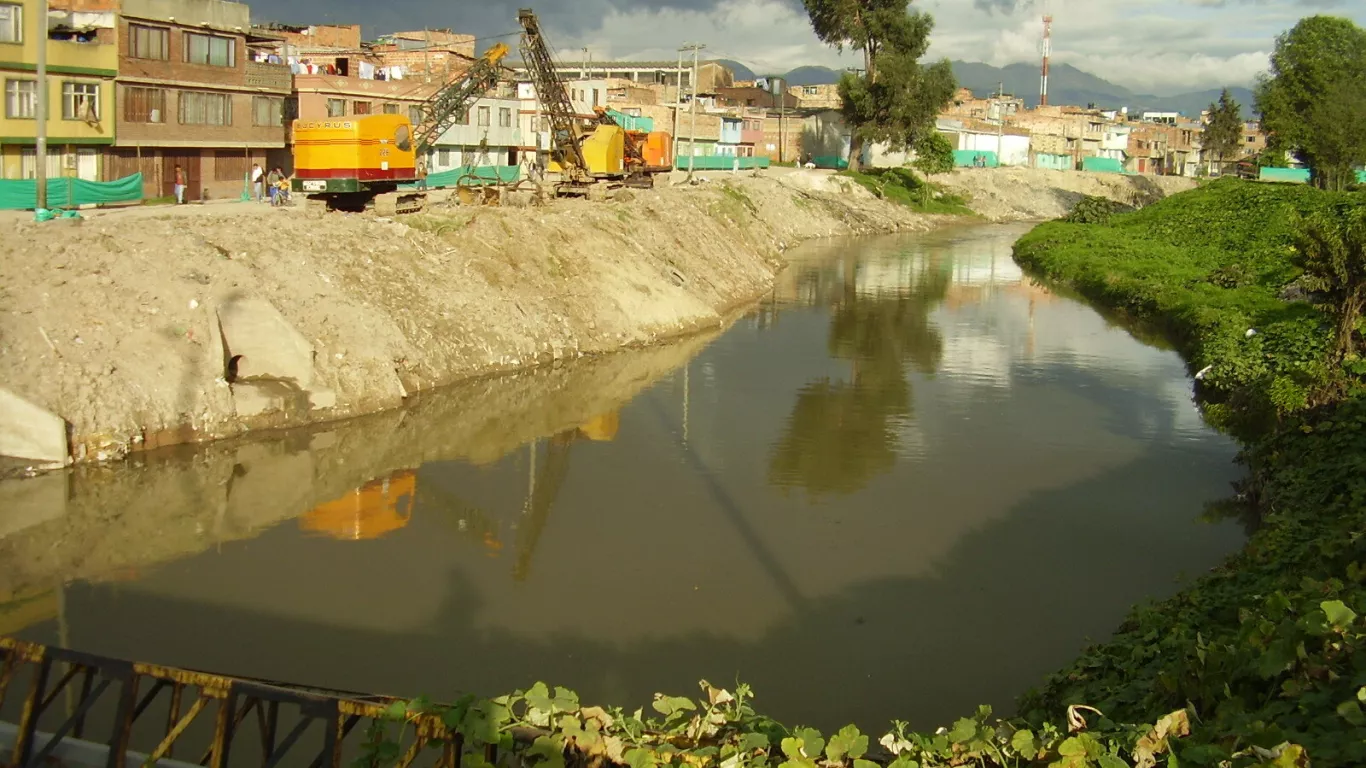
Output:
[
  {"xmin": 35, "ymin": 0, "xmax": 48, "ymax": 209},
  {"xmin": 776, "ymin": 77, "xmax": 784, "ymax": 164},
  {"xmin": 581, "ymin": 47, "xmax": 589, "ymax": 79},
  {"xmin": 679, "ymin": 42, "xmax": 705, "ymax": 180},
  {"xmin": 673, "ymin": 49, "xmax": 684, "ymax": 153},
  {"xmin": 996, "ymin": 81, "xmax": 1004, "ymax": 166}
]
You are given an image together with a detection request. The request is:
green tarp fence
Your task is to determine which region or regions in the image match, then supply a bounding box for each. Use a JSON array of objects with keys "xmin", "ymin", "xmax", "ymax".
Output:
[
  {"xmin": 0, "ymin": 172, "xmax": 143, "ymax": 211},
  {"xmin": 1035, "ymin": 153, "xmax": 1072, "ymax": 171},
  {"xmin": 674, "ymin": 156, "xmax": 772, "ymax": 171},
  {"xmin": 399, "ymin": 166, "xmax": 521, "ymax": 190},
  {"xmin": 606, "ymin": 109, "xmax": 654, "ymax": 133},
  {"xmin": 953, "ymin": 150, "xmax": 998, "ymax": 168},
  {"xmin": 1082, "ymin": 156, "xmax": 1125, "ymax": 174},
  {"xmin": 810, "ymin": 156, "xmax": 847, "ymax": 170},
  {"xmin": 1259, "ymin": 167, "xmax": 1312, "ymax": 184}
]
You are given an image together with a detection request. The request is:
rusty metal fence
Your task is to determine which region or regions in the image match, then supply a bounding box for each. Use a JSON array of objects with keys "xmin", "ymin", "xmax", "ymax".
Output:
[{"xmin": 0, "ymin": 637, "xmax": 486, "ymax": 768}]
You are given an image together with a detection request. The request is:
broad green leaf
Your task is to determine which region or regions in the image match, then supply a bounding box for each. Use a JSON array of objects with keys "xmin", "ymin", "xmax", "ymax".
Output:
[
  {"xmin": 781, "ymin": 737, "xmax": 804, "ymax": 760},
  {"xmin": 739, "ymin": 732, "xmax": 771, "ymax": 753},
  {"xmin": 652, "ymin": 694, "xmax": 697, "ymax": 717},
  {"xmin": 528, "ymin": 735, "xmax": 566, "ymax": 768},
  {"xmin": 526, "ymin": 682, "xmax": 554, "ymax": 715},
  {"xmin": 1337, "ymin": 699, "xmax": 1366, "ymax": 727},
  {"xmin": 1098, "ymin": 756, "xmax": 1130, "ymax": 768},
  {"xmin": 947, "ymin": 717, "xmax": 977, "ymax": 743},
  {"xmin": 553, "ymin": 686, "xmax": 580, "ymax": 712},
  {"xmin": 381, "ymin": 700, "xmax": 407, "ymax": 721},
  {"xmin": 1321, "ymin": 599, "xmax": 1357, "ymax": 628},
  {"xmin": 1058, "ymin": 737, "xmax": 1087, "ymax": 757},
  {"xmin": 794, "ymin": 728, "xmax": 825, "ymax": 760},
  {"xmin": 1010, "ymin": 729, "xmax": 1038, "ymax": 756},
  {"xmin": 826, "ymin": 724, "xmax": 869, "ymax": 762},
  {"xmin": 626, "ymin": 748, "xmax": 658, "ymax": 768},
  {"xmin": 852, "ymin": 760, "xmax": 879, "ymax": 768},
  {"xmin": 887, "ymin": 757, "xmax": 920, "ymax": 768}
]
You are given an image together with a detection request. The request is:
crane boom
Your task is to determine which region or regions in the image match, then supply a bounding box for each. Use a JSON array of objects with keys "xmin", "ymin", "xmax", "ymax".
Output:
[
  {"xmin": 412, "ymin": 42, "xmax": 510, "ymax": 155},
  {"xmin": 517, "ymin": 8, "xmax": 588, "ymax": 177}
]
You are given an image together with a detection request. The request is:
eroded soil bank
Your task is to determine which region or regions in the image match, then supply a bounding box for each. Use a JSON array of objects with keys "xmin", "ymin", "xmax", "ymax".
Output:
[{"xmin": 1, "ymin": 171, "xmax": 942, "ymax": 467}]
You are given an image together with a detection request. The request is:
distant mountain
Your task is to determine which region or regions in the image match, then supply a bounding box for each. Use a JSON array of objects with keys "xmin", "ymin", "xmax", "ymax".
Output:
[
  {"xmin": 950, "ymin": 60, "xmax": 1256, "ymax": 119},
  {"xmin": 780, "ymin": 65, "xmax": 842, "ymax": 86},
  {"xmin": 713, "ymin": 59, "xmax": 756, "ymax": 81}
]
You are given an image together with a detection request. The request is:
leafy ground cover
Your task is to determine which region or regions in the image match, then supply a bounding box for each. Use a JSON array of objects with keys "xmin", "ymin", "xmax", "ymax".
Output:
[
  {"xmin": 838, "ymin": 168, "xmax": 976, "ymax": 216},
  {"xmin": 1013, "ymin": 178, "xmax": 1366, "ymax": 766},
  {"xmin": 357, "ymin": 178, "xmax": 1363, "ymax": 768}
]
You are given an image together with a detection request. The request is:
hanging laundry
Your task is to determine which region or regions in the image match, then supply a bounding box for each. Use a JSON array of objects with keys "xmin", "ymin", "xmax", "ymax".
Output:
[{"xmin": 358, "ymin": 61, "xmax": 376, "ymax": 80}]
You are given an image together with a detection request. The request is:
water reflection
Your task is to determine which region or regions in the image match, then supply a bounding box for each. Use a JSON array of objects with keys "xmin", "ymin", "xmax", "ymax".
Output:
[
  {"xmin": 2, "ymin": 225, "xmax": 1246, "ymax": 734},
  {"xmin": 769, "ymin": 254, "xmax": 949, "ymax": 497}
]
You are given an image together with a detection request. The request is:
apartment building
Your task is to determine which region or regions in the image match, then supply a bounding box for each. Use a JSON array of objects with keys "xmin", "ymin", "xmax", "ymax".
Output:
[
  {"xmin": 103, "ymin": 0, "xmax": 292, "ymax": 200},
  {"xmin": 0, "ymin": 0, "xmax": 117, "ymax": 180},
  {"xmin": 789, "ymin": 82, "xmax": 840, "ymax": 110}
]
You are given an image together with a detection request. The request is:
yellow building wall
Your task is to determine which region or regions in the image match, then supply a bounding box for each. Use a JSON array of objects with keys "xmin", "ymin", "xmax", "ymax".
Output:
[{"xmin": 0, "ymin": 0, "xmax": 117, "ymax": 143}]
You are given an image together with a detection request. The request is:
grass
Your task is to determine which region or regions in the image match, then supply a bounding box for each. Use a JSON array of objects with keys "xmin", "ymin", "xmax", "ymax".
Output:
[
  {"xmin": 142, "ymin": 195, "xmax": 176, "ymax": 206},
  {"xmin": 1012, "ymin": 177, "xmax": 1366, "ymax": 766},
  {"xmin": 837, "ymin": 167, "xmax": 976, "ymax": 216}
]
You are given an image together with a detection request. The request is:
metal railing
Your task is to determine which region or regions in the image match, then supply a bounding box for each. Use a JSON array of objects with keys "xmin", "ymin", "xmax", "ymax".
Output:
[{"xmin": 0, "ymin": 637, "xmax": 480, "ymax": 768}]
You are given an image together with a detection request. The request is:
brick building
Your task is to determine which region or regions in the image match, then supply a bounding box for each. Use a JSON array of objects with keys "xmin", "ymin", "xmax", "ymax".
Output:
[{"xmin": 103, "ymin": 0, "xmax": 292, "ymax": 200}]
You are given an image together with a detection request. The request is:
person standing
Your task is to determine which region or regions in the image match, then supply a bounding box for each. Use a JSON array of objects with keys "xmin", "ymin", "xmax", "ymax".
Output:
[
  {"xmin": 251, "ymin": 163, "xmax": 264, "ymax": 202},
  {"xmin": 415, "ymin": 155, "xmax": 428, "ymax": 190},
  {"xmin": 266, "ymin": 167, "xmax": 282, "ymax": 206},
  {"xmin": 173, "ymin": 165, "xmax": 186, "ymax": 205}
]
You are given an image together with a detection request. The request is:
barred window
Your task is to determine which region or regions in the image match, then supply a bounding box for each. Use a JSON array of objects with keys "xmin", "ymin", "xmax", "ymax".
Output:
[
  {"xmin": 382, "ymin": 103, "xmax": 399, "ymax": 114},
  {"xmin": 124, "ymin": 86, "xmax": 166, "ymax": 123},
  {"xmin": 352, "ymin": 101, "xmax": 372, "ymax": 115}
]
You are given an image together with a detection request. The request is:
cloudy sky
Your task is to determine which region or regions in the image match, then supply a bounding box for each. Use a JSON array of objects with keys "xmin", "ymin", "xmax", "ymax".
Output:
[{"xmin": 254, "ymin": 0, "xmax": 1366, "ymax": 95}]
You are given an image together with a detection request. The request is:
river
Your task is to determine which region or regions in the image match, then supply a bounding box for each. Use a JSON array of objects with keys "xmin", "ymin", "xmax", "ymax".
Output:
[{"xmin": 0, "ymin": 223, "xmax": 1245, "ymax": 733}]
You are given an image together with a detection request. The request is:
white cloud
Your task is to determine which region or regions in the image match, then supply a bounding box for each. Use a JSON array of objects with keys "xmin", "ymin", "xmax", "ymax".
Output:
[{"xmin": 545, "ymin": 0, "xmax": 1365, "ymax": 93}]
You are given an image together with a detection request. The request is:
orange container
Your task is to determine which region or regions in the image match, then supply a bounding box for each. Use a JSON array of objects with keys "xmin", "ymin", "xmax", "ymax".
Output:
[{"xmin": 642, "ymin": 132, "xmax": 673, "ymax": 170}]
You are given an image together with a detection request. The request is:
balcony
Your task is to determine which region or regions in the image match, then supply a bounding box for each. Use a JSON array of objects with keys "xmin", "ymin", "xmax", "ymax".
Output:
[{"xmin": 246, "ymin": 61, "xmax": 292, "ymax": 91}]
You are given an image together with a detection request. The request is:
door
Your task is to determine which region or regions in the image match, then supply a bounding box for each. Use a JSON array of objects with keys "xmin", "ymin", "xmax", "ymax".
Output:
[
  {"xmin": 76, "ymin": 148, "xmax": 98, "ymax": 181},
  {"xmin": 162, "ymin": 151, "xmax": 201, "ymax": 201}
]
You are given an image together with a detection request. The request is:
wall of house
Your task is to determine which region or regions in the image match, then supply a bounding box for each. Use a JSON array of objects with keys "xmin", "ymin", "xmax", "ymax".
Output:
[
  {"xmin": 122, "ymin": 0, "xmax": 248, "ymax": 30},
  {"xmin": 1034, "ymin": 152, "xmax": 1072, "ymax": 171},
  {"xmin": 435, "ymin": 97, "xmax": 521, "ymax": 149},
  {"xmin": 798, "ymin": 111, "xmax": 849, "ymax": 162},
  {"xmin": 953, "ymin": 131, "xmax": 1030, "ymax": 167},
  {"xmin": 719, "ymin": 118, "xmax": 741, "ymax": 144},
  {"xmin": 293, "ymin": 75, "xmax": 433, "ymax": 121}
]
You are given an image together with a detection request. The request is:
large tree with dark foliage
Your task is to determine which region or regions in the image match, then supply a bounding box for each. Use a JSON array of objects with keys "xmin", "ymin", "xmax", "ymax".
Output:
[
  {"xmin": 803, "ymin": 0, "xmax": 956, "ymax": 172},
  {"xmin": 1256, "ymin": 15, "xmax": 1366, "ymax": 190},
  {"xmin": 1203, "ymin": 88, "xmax": 1244, "ymax": 174}
]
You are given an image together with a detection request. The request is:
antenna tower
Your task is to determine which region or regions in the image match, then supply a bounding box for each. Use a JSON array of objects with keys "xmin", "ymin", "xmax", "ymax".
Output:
[{"xmin": 1040, "ymin": 13, "xmax": 1053, "ymax": 107}]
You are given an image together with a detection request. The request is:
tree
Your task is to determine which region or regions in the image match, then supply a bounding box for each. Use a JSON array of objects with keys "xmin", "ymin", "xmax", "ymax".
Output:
[
  {"xmin": 1292, "ymin": 203, "xmax": 1366, "ymax": 363},
  {"xmin": 1256, "ymin": 15, "xmax": 1366, "ymax": 190},
  {"xmin": 803, "ymin": 0, "xmax": 956, "ymax": 172},
  {"xmin": 911, "ymin": 129, "xmax": 953, "ymax": 203},
  {"xmin": 1203, "ymin": 88, "xmax": 1244, "ymax": 175}
]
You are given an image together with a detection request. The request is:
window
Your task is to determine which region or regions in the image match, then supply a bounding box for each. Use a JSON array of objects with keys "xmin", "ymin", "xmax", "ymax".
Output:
[
  {"xmin": 178, "ymin": 91, "xmax": 232, "ymax": 125},
  {"xmin": 1247, "ymin": 135, "xmax": 1255, "ymax": 143},
  {"xmin": 253, "ymin": 96, "xmax": 282, "ymax": 126},
  {"xmin": 803, "ymin": 86, "xmax": 818, "ymax": 95},
  {"xmin": 123, "ymin": 86, "xmax": 165, "ymax": 123},
  {"xmin": 129, "ymin": 24, "xmax": 168, "ymax": 60},
  {"xmin": 183, "ymin": 32, "xmax": 235, "ymax": 67},
  {"xmin": 0, "ymin": 3, "xmax": 21, "ymax": 44},
  {"xmin": 382, "ymin": 103, "xmax": 399, "ymax": 114},
  {"xmin": 437, "ymin": 148, "xmax": 451, "ymax": 165},
  {"xmin": 477, "ymin": 105, "xmax": 489, "ymax": 126},
  {"xmin": 498, "ymin": 107, "xmax": 511, "ymax": 128},
  {"xmin": 352, "ymin": 101, "xmax": 371, "ymax": 115},
  {"xmin": 62, "ymin": 82, "xmax": 99, "ymax": 121},
  {"xmin": 4, "ymin": 78, "xmax": 35, "ymax": 119},
  {"xmin": 408, "ymin": 106, "xmax": 423, "ymax": 125},
  {"xmin": 326, "ymin": 98, "xmax": 345, "ymax": 117}
]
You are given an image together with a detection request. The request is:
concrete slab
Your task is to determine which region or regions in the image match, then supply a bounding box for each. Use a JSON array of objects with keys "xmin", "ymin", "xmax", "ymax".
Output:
[
  {"xmin": 0, "ymin": 388, "xmax": 69, "ymax": 464},
  {"xmin": 217, "ymin": 297, "xmax": 316, "ymax": 388}
]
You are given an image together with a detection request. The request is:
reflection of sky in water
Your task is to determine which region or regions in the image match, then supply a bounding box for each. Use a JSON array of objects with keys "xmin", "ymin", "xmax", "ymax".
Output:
[{"xmin": 14, "ymin": 224, "xmax": 1246, "ymax": 736}]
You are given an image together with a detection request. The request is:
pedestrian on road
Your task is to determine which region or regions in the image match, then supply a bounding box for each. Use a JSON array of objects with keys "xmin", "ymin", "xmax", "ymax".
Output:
[
  {"xmin": 267, "ymin": 167, "xmax": 282, "ymax": 206},
  {"xmin": 251, "ymin": 163, "xmax": 264, "ymax": 202},
  {"xmin": 173, "ymin": 165, "xmax": 186, "ymax": 205}
]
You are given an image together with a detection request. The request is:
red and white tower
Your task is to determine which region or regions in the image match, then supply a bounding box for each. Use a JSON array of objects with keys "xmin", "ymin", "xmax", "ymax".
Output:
[{"xmin": 1040, "ymin": 14, "xmax": 1053, "ymax": 107}]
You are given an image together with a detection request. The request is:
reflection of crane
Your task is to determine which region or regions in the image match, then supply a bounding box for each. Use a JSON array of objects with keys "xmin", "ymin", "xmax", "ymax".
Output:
[
  {"xmin": 511, "ymin": 411, "xmax": 620, "ymax": 581},
  {"xmin": 517, "ymin": 8, "xmax": 671, "ymax": 197},
  {"xmin": 299, "ymin": 470, "xmax": 417, "ymax": 541}
]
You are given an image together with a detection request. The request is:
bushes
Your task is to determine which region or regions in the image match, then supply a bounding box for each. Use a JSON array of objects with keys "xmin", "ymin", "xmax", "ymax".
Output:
[
  {"xmin": 1014, "ymin": 177, "xmax": 1366, "ymax": 765},
  {"xmin": 1062, "ymin": 195, "xmax": 1132, "ymax": 224},
  {"xmin": 838, "ymin": 168, "xmax": 974, "ymax": 216}
]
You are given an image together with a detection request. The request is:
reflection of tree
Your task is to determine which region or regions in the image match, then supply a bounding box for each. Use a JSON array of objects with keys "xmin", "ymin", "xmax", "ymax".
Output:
[{"xmin": 769, "ymin": 256, "xmax": 949, "ymax": 498}]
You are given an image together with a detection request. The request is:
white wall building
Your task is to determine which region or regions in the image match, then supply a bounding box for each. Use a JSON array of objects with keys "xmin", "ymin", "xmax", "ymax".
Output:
[{"xmin": 429, "ymin": 96, "xmax": 523, "ymax": 171}]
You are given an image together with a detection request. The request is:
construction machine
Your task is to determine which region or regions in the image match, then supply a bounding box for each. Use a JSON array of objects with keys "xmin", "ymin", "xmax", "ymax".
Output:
[
  {"xmin": 299, "ymin": 469, "xmax": 417, "ymax": 541},
  {"xmin": 517, "ymin": 9, "xmax": 673, "ymax": 197},
  {"xmin": 291, "ymin": 43, "xmax": 510, "ymax": 215}
]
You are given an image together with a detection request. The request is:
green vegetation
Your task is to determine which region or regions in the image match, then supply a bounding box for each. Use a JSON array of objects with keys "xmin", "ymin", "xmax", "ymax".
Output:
[
  {"xmin": 1256, "ymin": 16, "xmax": 1366, "ymax": 190},
  {"xmin": 802, "ymin": 0, "xmax": 956, "ymax": 172},
  {"xmin": 1012, "ymin": 177, "xmax": 1366, "ymax": 766},
  {"xmin": 1061, "ymin": 196, "xmax": 1131, "ymax": 225},
  {"xmin": 837, "ymin": 168, "xmax": 974, "ymax": 216}
]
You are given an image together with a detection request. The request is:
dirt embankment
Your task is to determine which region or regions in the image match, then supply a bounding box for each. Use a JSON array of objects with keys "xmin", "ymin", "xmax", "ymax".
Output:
[
  {"xmin": 934, "ymin": 167, "xmax": 1198, "ymax": 221},
  {"xmin": 0, "ymin": 170, "xmax": 944, "ymax": 467}
]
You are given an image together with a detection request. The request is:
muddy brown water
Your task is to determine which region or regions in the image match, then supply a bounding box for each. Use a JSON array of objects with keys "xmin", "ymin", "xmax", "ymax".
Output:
[{"xmin": 3, "ymin": 223, "xmax": 1244, "ymax": 734}]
